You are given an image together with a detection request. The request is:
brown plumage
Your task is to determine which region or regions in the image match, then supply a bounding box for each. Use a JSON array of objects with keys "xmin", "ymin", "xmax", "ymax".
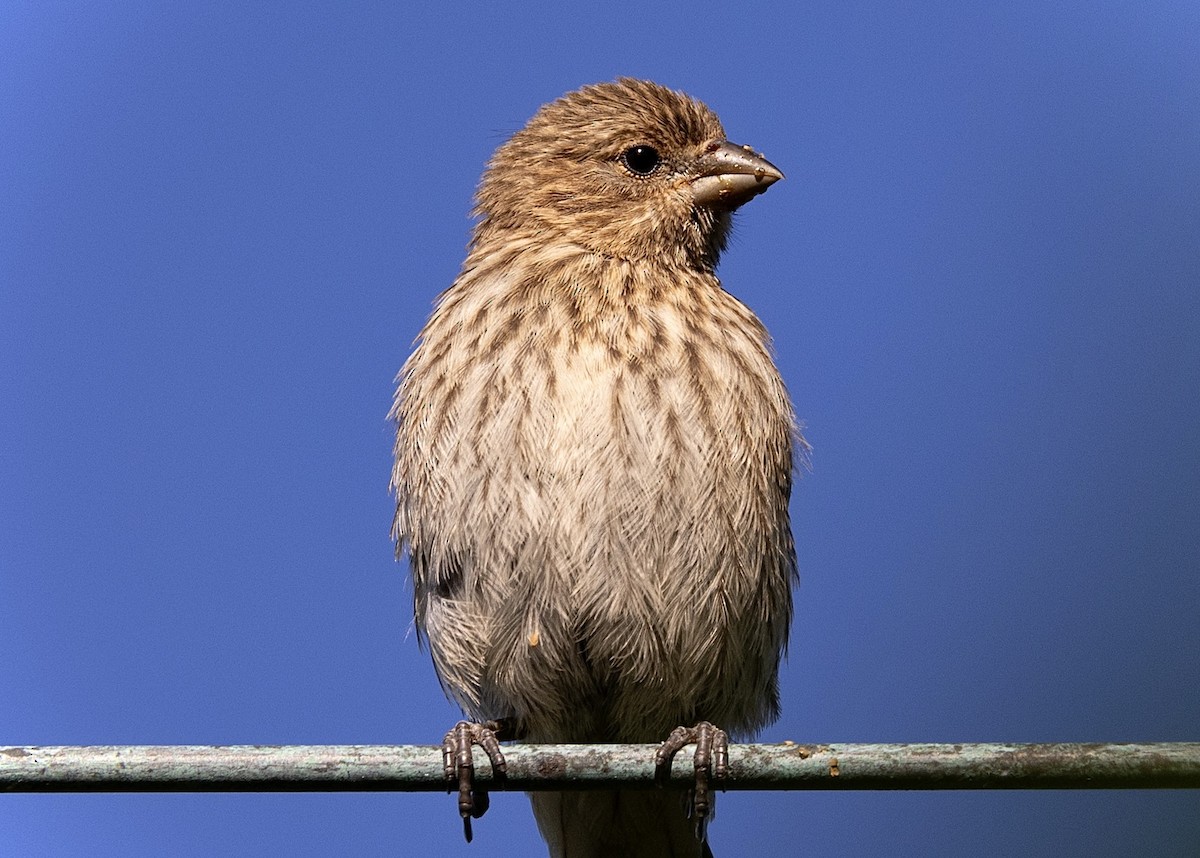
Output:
[{"xmin": 391, "ymin": 79, "xmax": 800, "ymax": 857}]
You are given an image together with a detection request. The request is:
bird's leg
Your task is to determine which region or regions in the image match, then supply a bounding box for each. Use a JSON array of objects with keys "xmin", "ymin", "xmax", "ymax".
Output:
[
  {"xmin": 654, "ymin": 721, "xmax": 730, "ymax": 836},
  {"xmin": 442, "ymin": 718, "xmax": 511, "ymax": 842}
]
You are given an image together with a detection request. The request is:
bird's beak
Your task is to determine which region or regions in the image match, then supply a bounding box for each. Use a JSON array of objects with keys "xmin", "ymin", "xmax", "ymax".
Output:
[{"xmin": 690, "ymin": 141, "xmax": 784, "ymax": 209}]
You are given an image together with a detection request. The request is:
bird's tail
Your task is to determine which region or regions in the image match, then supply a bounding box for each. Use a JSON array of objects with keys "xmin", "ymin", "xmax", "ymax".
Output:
[{"xmin": 531, "ymin": 789, "xmax": 714, "ymax": 858}]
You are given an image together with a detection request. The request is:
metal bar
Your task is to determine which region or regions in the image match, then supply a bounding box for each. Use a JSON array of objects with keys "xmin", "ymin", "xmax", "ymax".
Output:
[{"xmin": 3, "ymin": 743, "xmax": 1199, "ymax": 793}]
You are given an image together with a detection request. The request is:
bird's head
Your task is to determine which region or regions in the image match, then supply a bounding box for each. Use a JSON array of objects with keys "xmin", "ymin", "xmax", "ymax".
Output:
[{"xmin": 473, "ymin": 78, "xmax": 783, "ymax": 269}]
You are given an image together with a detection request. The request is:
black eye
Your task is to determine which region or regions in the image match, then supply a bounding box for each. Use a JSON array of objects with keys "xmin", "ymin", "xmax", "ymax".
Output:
[{"xmin": 621, "ymin": 145, "xmax": 661, "ymax": 176}]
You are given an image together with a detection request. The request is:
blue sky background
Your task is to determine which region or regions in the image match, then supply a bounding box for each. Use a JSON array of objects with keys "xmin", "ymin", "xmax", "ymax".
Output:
[{"xmin": 3, "ymin": 2, "xmax": 1199, "ymax": 855}]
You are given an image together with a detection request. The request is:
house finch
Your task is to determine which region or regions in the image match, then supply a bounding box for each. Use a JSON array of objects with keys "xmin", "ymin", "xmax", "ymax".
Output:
[{"xmin": 391, "ymin": 78, "xmax": 799, "ymax": 857}]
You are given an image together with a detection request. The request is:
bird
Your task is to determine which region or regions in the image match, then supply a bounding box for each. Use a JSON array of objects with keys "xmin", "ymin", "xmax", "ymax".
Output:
[{"xmin": 391, "ymin": 78, "xmax": 800, "ymax": 857}]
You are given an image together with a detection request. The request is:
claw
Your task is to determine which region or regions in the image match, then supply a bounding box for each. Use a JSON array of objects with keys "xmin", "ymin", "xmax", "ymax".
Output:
[
  {"xmin": 441, "ymin": 720, "xmax": 508, "ymax": 842},
  {"xmin": 654, "ymin": 721, "xmax": 729, "ymax": 837}
]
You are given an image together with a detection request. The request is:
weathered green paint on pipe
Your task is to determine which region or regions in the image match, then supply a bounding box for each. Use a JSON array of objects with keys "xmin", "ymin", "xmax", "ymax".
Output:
[{"xmin": 3, "ymin": 743, "xmax": 1199, "ymax": 793}]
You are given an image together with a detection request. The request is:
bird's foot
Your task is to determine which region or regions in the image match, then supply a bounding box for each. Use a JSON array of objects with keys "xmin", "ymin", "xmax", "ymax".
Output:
[
  {"xmin": 654, "ymin": 721, "xmax": 729, "ymax": 837},
  {"xmin": 442, "ymin": 719, "xmax": 510, "ymax": 842}
]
